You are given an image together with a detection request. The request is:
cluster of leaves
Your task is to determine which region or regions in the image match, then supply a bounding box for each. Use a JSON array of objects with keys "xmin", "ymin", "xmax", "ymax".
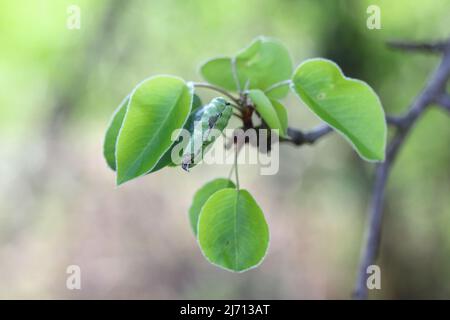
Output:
[{"xmin": 103, "ymin": 36, "xmax": 387, "ymax": 272}]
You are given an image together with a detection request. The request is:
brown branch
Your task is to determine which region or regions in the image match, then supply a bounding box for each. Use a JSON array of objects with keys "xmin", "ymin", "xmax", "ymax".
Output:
[
  {"xmin": 353, "ymin": 39, "xmax": 450, "ymax": 300},
  {"xmin": 274, "ymin": 39, "xmax": 450, "ymax": 299},
  {"xmin": 283, "ymin": 125, "xmax": 333, "ymax": 145},
  {"xmin": 281, "ymin": 116, "xmax": 406, "ymax": 147},
  {"xmin": 387, "ymin": 40, "xmax": 448, "ymax": 54}
]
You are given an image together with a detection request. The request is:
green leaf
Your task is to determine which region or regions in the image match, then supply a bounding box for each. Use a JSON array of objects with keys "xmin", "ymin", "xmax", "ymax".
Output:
[
  {"xmin": 199, "ymin": 37, "xmax": 293, "ymax": 98},
  {"xmin": 103, "ymin": 95, "xmax": 129, "ymax": 171},
  {"xmin": 104, "ymin": 93, "xmax": 201, "ymax": 175},
  {"xmin": 198, "ymin": 188, "xmax": 270, "ymax": 272},
  {"xmin": 200, "ymin": 57, "xmax": 239, "ymax": 91},
  {"xmin": 236, "ymin": 36, "xmax": 292, "ymax": 98},
  {"xmin": 116, "ymin": 76, "xmax": 193, "ymax": 185},
  {"xmin": 189, "ymin": 178, "xmax": 236, "ymax": 236},
  {"xmin": 269, "ymin": 98, "xmax": 288, "ymax": 137},
  {"xmin": 104, "ymin": 94, "xmax": 200, "ymax": 175},
  {"xmin": 248, "ymin": 89, "xmax": 287, "ymax": 138},
  {"xmin": 150, "ymin": 94, "xmax": 204, "ymax": 172},
  {"xmin": 291, "ymin": 58, "xmax": 387, "ymax": 161},
  {"xmin": 191, "ymin": 93, "xmax": 203, "ymax": 112}
]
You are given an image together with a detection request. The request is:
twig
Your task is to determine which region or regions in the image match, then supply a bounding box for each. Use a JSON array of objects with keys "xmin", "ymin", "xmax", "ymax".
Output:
[
  {"xmin": 193, "ymin": 82, "xmax": 240, "ymax": 104},
  {"xmin": 281, "ymin": 115, "xmax": 406, "ymax": 148},
  {"xmin": 353, "ymin": 39, "xmax": 450, "ymax": 300},
  {"xmin": 233, "ymin": 112, "xmax": 243, "ymax": 120},
  {"xmin": 385, "ymin": 115, "xmax": 406, "ymax": 128},
  {"xmin": 436, "ymin": 93, "xmax": 450, "ymax": 112},
  {"xmin": 388, "ymin": 40, "xmax": 448, "ymax": 54},
  {"xmin": 282, "ymin": 125, "xmax": 333, "ymax": 145},
  {"xmin": 231, "ymin": 57, "xmax": 242, "ymax": 93},
  {"xmin": 353, "ymin": 134, "xmax": 402, "ymax": 300},
  {"xmin": 234, "ymin": 142, "xmax": 240, "ymax": 189},
  {"xmin": 264, "ymin": 80, "xmax": 292, "ymax": 95},
  {"xmin": 229, "ymin": 103, "xmax": 245, "ymax": 112},
  {"xmin": 283, "ymin": 116, "xmax": 409, "ymax": 148}
]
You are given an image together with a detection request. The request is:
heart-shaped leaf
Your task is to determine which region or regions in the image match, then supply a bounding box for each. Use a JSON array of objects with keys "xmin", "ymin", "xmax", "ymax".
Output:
[
  {"xmin": 236, "ymin": 37, "xmax": 292, "ymax": 98},
  {"xmin": 116, "ymin": 76, "xmax": 193, "ymax": 185},
  {"xmin": 103, "ymin": 95, "xmax": 129, "ymax": 171},
  {"xmin": 291, "ymin": 58, "xmax": 387, "ymax": 161},
  {"xmin": 189, "ymin": 178, "xmax": 236, "ymax": 236},
  {"xmin": 248, "ymin": 89, "xmax": 287, "ymax": 137},
  {"xmin": 198, "ymin": 188, "xmax": 270, "ymax": 272}
]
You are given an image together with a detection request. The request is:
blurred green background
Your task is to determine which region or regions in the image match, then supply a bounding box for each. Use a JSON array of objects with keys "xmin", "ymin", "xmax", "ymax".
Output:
[{"xmin": 0, "ymin": 0, "xmax": 449, "ymax": 299}]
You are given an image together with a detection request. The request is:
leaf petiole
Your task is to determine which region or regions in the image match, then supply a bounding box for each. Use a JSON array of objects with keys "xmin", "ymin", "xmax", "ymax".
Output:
[
  {"xmin": 264, "ymin": 79, "xmax": 292, "ymax": 95},
  {"xmin": 234, "ymin": 142, "xmax": 240, "ymax": 190},
  {"xmin": 192, "ymin": 82, "xmax": 240, "ymax": 104}
]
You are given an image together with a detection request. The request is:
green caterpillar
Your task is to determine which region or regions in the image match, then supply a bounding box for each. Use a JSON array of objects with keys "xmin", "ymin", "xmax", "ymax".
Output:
[{"xmin": 182, "ymin": 97, "xmax": 232, "ymax": 171}]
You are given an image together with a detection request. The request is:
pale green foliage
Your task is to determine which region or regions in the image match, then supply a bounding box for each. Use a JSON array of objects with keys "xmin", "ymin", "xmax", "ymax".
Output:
[
  {"xmin": 269, "ymin": 98, "xmax": 289, "ymax": 137},
  {"xmin": 200, "ymin": 36, "xmax": 292, "ymax": 98},
  {"xmin": 291, "ymin": 59, "xmax": 387, "ymax": 161},
  {"xmin": 103, "ymin": 95, "xmax": 129, "ymax": 171},
  {"xmin": 235, "ymin": 37, "xmax": 292, "ymax": 98},
  {"xmin": 197, "ymin": 188, "xmax": 270, "ymax": 272},
  {"xmin": 115, "ymin": 76, "xmax": 193, "ymax": 185},
  {"xmin": 248, "ymin": 89, "xmax": 287, "ymax": 138},
  {"xmin": 188, "ymin": 178, "xmax": 236, "ymax": 236},
  {"xmin": 103, "ymin": 37, "xmax": 387, "ymax": 272},
  {"xmin": 200, "ymin": 58, "xmax": 237, "ymax": 91}
]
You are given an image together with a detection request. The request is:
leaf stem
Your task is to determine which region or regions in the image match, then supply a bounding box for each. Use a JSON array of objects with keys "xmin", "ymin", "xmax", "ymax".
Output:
[
  {"xmin": 193, "ymin": 82, "xmax": 240, "ymax": 104},
  {"xmin": 230, "ymin": 103, "xmax": 244, "ymax": 112},
  {"xmin": 233, "ymin": 112, "xmax": 244, "ymax": 120},
  {"xmin": 231, "ymin": 57, "xmax": 242, "ymax": 93},
  {"xmin": 264, "ymin": 80, "xmax": 292, "ymax": 95},
  {"xmin": 234, "ymin": 142, "xmax": 240, "ymax": 190},
  {"xmin": 227, "ymin": 159, "xmax": 236, "ymax": 181}
]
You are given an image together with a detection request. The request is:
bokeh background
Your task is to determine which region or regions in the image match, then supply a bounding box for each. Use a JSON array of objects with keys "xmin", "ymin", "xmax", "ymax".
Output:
[{"xmin": 0, "ymin": 0, "xmax": 449, "ymax": 299}]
